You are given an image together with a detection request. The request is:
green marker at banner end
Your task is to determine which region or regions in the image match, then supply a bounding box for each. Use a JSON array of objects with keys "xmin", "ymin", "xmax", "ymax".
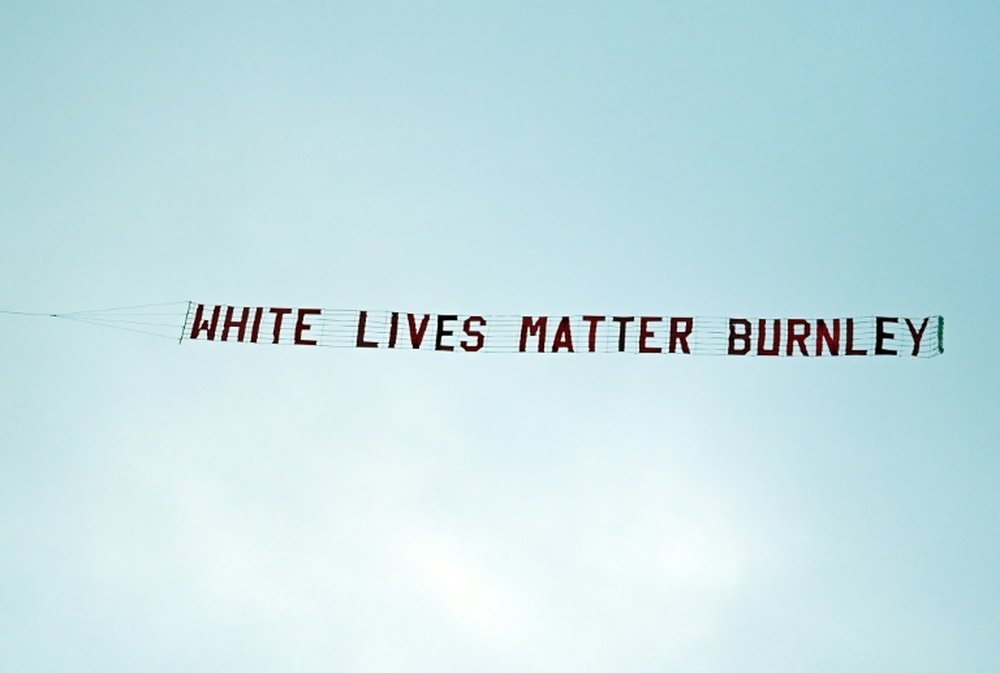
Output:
[{"xmin": 938, "ymin": 316, "xmax": 945, "ymax": 354}]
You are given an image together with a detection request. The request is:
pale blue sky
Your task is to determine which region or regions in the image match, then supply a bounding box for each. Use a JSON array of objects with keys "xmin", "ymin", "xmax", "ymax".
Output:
[{"xmin": 2, "ymin": 3, "xmax": 998, "ymax": 672}]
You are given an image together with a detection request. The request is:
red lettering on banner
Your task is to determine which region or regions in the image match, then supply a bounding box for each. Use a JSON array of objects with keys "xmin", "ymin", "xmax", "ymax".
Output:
[
  {"xmin": 435, "ymin": 315, "xmax": 457, "ymax": 351},
  {"xmin": 612, "ymin": 316, "xmax": 634, "ymax": 352},
  {"xmin": 875, "ymin": 316, "xmax": 897, "ymax": 355},
  {"xmin": 461, "ymin": 316, "xmax": 486, "ymax": 352},
  {"xmin": 269, "ymin": 307, "xmax": 293, "ymax": 344},
  {"xmin": 638, "ymin": 317, "xmax": 662, "ymax": 354},
  {"xmin": 905, "ymin": 317, "xmax": 929, "ymax": 356},
  {"xmin": 189, "ymin": 304, "xmax": 221, "ymax": 341},
  {"xmin": 408, "ymin": 314, "xmax": 431, "ymax": 349},
  {"xmin": 816, "ymin": 319, "xmax": 840, "ymax": 356},
  {"xmin": 186, "ymin": 305, "xmax": 941, "ymax": 359},
  {"xmin": 582, "ymin": 315, "xmax": 605, "ymax": 352},
  {"xmin": 519, "ymin": 316, "xmax": 547, "ymax": 352},
  {"xmin": 757, "ymin": 319, "xmax": 780, "ymax": 356},
  {"xmin": 388, "ymin": 312, "xmax": 400, "ymax": 349},
  {"xmin": 846, "ymin": 318, "xmax": 867, "ymax": 355},
  {"xmin": 728, "ymin": 318, "xmax": 751, "ymax": 355},
  {"xmin": 551, "ymin": 316, "xmax": 575, "ymax": 352},
  {"xmin": 670, "ymin": 317, "xmax": 693, "ymax": 354},
  {"xmin": 222, "ymin": 305, "xmax": 251, "ymax": 342},
  {"xmin": 295, "ymin": 309, "xmax": 321, "ymax": 346},
  {"xmin": 356, "ymin": 310, "xmax": 378, "ymax": 348},
  {"xmin": 250, "ymin": 307, "xmax": 264, "ymax": 343},
  {"xmin": 787, "ymin": 319, "xmax": 810, "ymax": 356}
]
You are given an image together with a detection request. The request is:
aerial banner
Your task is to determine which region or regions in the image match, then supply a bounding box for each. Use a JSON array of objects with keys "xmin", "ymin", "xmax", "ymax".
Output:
[{"xmin": 182, "ymin": 303, "xmax": 945, "ymax": 357}]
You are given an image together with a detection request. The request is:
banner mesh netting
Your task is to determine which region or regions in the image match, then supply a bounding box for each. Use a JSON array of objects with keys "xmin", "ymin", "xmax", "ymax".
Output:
[{"xmin": 183, "ymin": 303, "xmax": 945, "ymax": 358}]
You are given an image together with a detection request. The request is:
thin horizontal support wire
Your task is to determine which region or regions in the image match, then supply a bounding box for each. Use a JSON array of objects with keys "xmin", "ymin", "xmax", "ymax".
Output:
[
  {"xmin": 65, "ymin": 316, "xmax": 187, "ymax": 329},
  {"xmin": 59, "ymin": 316, "xmax": 180, "ymax": 340},
  {"xmin": 0, "ymin": 309, "xmax": 57, "ymax": 317},
  {"xmin": 58, "ymin": 301, "xmax": 190, "ymax": 316}
]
